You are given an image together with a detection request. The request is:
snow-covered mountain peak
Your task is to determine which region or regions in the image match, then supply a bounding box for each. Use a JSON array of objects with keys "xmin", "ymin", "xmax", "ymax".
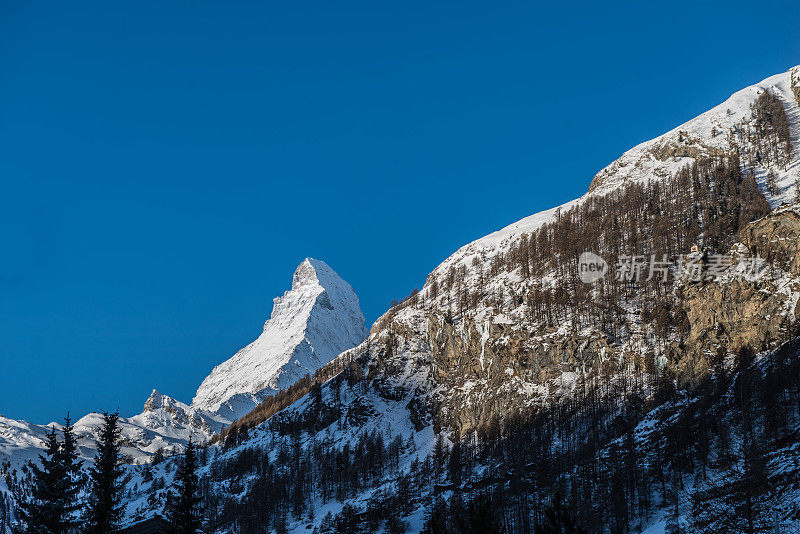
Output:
[
  {"xmin": 1, "ymin": 259, "xmax": 367, "ymax": 468},
  {"xmin": 191, "ymin": 258, "xmax": 367, "ymax": 415}
]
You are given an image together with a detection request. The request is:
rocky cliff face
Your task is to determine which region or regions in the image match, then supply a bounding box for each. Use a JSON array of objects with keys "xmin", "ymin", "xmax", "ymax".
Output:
[
  {"xmin": 352, "ymin": 65, "xmax": 800, "ymax": 442},
  {"xmin": 418, "ymin": 210, "xmax": 800, "ymax": 439},
  {"xmin": 742, "ymin": 207, "xmax": 800, "ymax": 276},
  {"xmin": 678, "ymin": 207, "xmax": 800, "ymax": 360},
  {"xmin": 426, "ymin": 313, "xmax": 615, "ymax": 437}
]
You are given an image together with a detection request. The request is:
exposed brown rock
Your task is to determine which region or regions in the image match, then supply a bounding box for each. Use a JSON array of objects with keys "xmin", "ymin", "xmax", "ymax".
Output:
[{"xmin": 740, "ymin": 208, "xmax": 800, "ymax": 276}]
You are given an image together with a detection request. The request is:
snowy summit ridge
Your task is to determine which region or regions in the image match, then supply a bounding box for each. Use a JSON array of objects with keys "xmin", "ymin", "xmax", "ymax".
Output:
[
  {"xmin": 429, "ymin": 65, "xmax": 800, "ymax": 280},
  {"xmin": 192, "ymin": 258, "xmax": 367, "ymax": 414}
]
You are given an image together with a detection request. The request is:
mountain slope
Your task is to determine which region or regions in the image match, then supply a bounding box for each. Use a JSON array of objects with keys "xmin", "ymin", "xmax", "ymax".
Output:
[
  {"xmin": 172, "ymin": 64, "xmax": 800, "ymax": 534},
  {"xmin": 192, "ymin": 258, "xmax": 367, "ymax": 415}
]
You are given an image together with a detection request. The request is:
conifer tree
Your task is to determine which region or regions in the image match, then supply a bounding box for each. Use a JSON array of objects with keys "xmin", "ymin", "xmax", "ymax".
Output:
[
  {"xmin": 15, "ymin": 427, "xmax": 70, "ymax": 534},
  {"xmin": 165, "ymin": 441, "xmax": 203, "ymax": 534},
  {"xmin": 420, "ymin": 497, "xmax": 448, "ymax": 534},
  {"xmin": 59, "ymin": 415, "xmax": 84, "ymax": 531},
  {"xmin": 83, "ymin": 412, "xmax": 130, "ymax": 534},
  {"xmin": 334, "ymin": 503, "xmax": 360, "ymax": 534}
]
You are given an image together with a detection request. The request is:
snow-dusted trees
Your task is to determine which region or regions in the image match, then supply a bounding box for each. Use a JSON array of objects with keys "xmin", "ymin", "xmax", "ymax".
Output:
[
  {"xmin": 492, "ymin": 154, "xmax": 771, "ymax": 346},
  {"xmin": 15, "ymin": 429, "xmax": 71, "ymax": 533},
  {"xmin": 752, "ymin": 89, "xmax": 793, "ymax": 169},
  {"xmin": 195, "ymin": 309, "xmax": 800, "ymax": 534},
  {"xmin": 690, "ymin": 348, "xmax": 779, "ymax": 533}
]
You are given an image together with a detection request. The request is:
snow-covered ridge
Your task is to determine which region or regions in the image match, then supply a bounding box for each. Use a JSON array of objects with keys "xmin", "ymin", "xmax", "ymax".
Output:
[
  {"xmin": 0, "ymin": 392, "xmax": 224, "ymax": 465},
  {"xmin": 191, "ymin": 258, "xmax": 367, "ymax": 415},
  {"xmin": 590, "ymin": 65, "xmax": 800, "ymax": 200},
  {"xmin": 427, "ymin": 65, "xmax": 800, "ymax": 282}
]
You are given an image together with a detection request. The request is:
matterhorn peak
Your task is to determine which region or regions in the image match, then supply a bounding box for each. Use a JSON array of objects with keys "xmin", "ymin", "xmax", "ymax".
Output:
[
  {"xmin": 292, "ymin": 257, "xmax": 328, "ymax": 288},
  {"xmin": 191, "ymin": 258, "xmax": 367, "ymax": 416}
]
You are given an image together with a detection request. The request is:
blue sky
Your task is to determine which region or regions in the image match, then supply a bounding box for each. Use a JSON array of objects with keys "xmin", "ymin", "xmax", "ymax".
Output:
[{"xmin": 1, "ymin": 0, "xmax": 799, "ymax": 424}]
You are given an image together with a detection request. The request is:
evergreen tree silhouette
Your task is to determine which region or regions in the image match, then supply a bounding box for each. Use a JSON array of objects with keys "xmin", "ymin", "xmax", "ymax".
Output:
[
  {"xmin": 165, "ymin": 440, "xmax": 203, "ymax": 534},
  {"xmin": 385, "ymin": 515, "xmax": 410, "ymax": 534},
  {"xmin": 333, "ymin": 503, "xmax": 360, "ymax": 534},
  {"xmin": 59, "ymin": 415, "xmax": 84, "ymax": 531},
  {"xmin": 83, "ymin": 412, "xmax": 130, "ymax": 534},
  {"xmin": 15, "ymin": 426, "xmax": 71, "ymax": 533}
]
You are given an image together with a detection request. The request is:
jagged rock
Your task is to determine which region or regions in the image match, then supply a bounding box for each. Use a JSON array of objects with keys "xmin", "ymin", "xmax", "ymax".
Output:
[
  {"xmin": 741, "ymin": 208, "xmax": 800, "ymax": 276},
  {"xmin": 425, "ymin": 312, "xmax": 618, "ymax": 437}
]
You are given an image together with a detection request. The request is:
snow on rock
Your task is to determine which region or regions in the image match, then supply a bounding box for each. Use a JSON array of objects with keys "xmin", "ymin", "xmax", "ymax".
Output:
[
  {"xmin": 589, "ymin": 65, "xmax": 800, "ymax": 204},
  {"xmin": 125, "ymin": 390, "xmax": 229, "ymax": 445},
  {"xmin": 0, "ymin": 392, "xmax": 227, "ymax": 467},
  {"xmin": 192, "ymin": 258, "xmax": 368, "ymax": 415}
]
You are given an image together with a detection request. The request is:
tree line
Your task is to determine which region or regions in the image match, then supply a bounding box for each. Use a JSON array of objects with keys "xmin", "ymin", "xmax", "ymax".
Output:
[{"xmin": 9, "ymin": 412, "xmax": 203, "ymax": 534}]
